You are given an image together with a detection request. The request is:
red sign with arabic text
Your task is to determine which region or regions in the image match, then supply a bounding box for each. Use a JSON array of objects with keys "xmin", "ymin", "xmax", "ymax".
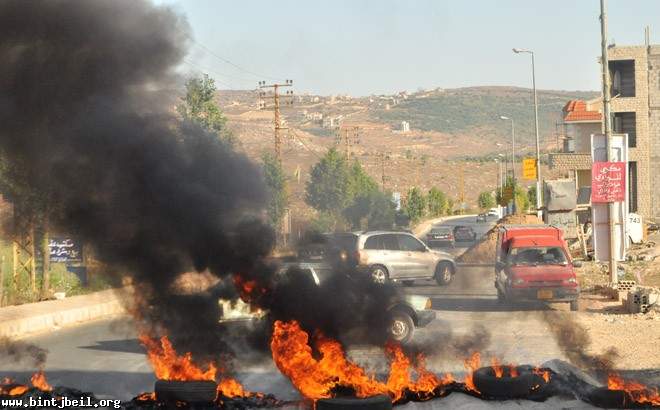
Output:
[{"xmin": 591, "ymin": 161, "xmax": 626, "ymax": 203}]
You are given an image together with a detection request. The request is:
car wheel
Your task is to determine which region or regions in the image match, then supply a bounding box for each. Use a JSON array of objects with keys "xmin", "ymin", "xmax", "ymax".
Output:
[
  {"xmin": 434, "ymin": 262, "xmax": 453, "ymax": 286},
  {"xmin": 388, "ymin": 311, "xmax": 414, "ymax": 345},
  {"xmin": 569, "ymin": 300, "xmax": 579, "ymax": 311},
  {"xmin": 370, "ymin": 265, "xmax": 389, "ymax": 284}
]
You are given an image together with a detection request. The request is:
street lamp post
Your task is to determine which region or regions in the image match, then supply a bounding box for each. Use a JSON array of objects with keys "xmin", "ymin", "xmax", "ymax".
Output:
[
  {"xmin": 499, "ymin": 116, "xmax": 516, "ymax": 181},
  {"xmin": 499, "ymin": 116, "xmax": 516, "ymax": 213},
  {"xmin": 513, "ymin": 48, "xmax": 542, "ymax": 219}
]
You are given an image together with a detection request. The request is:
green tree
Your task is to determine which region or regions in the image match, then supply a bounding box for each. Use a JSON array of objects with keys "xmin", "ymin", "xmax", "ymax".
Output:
[
  {"xmin": 177, "ymin": 74, "xmax": 233, "ymax": 144},
  {"xmin": 346, "ymin": 160, "xmax": 378, "ymax": 200},
  {"xmin": 477, "ymin": 191, "xmax": 496, "ymax": 210},
  {"xmin": 515, "ymin": 185, "xmax": 530, "ymax": 212},
  {"xmin": 305, "ymin": 148, "xmax": 350, "ymax": 215},
  {"xmin": 344, "ymin": 190, "xmax": 395, "ymax": 230},
  {"xmin": 404, "ymin": 187, "xmax": 426, "ymax": 223},
  {"xmin": 262, "ymin": 153, "xmax": 288, "ymax": 229},
  {"xmin": 427, "ymin": 187, "xmax": 448, "ymax": 217},
  {"xmin": 527, "ymin": 186, "xmax": 537, "ymax": 210}
]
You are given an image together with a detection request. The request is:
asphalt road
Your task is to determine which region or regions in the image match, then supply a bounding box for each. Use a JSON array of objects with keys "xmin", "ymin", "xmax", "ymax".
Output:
[{"xmin": 0, "ymin": 215, "xmax": 575, "ymax": 404}]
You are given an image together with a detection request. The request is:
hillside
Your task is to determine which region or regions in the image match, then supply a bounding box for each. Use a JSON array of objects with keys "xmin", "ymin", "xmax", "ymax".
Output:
[
  {"xmin": 370, "ymin": 86, "xmax": 599, "ymax": 144},
  {"xmin": 218, "ymin": 86, "xmax": 599, "ymax": 221}
]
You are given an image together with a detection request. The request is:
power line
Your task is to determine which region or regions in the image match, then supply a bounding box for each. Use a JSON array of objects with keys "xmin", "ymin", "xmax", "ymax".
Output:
[
  {"xmin": 181, "ymin": 59, "xmax": 237, "ymax": 89},
  {"xmin": 190, "ymin": 39, "xmax": 283, "ymax": 81},
  {"xmin": 183, "ymin": 59, "xmax": 256, "ymax": 83}
]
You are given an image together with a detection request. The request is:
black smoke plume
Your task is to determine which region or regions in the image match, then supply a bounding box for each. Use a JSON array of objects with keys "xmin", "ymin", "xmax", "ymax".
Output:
[
  {"xmin": 0, "ymin": 338, "xmax": 47, "ymax": 369},
  {"xmin": 0, "ymin": 0, "xmax": 397, "ymax": 367}
]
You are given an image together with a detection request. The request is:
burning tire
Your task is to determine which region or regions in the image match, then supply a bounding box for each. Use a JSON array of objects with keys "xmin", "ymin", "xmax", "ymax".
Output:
[
  {"xmin": 316, "ymin": 395, "xmax": 392, "ymax": 410},
  {"xmin": 472, "ymin": 366, "xmax": 549, "ymax": 399},
  {"xmin": 154, "ymin": 380, "xmax": 217, "ymax": 404}
]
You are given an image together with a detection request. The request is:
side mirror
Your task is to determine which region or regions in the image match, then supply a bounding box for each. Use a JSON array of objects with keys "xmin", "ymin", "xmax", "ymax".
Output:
[{"xmin": 572, "ymin": 261, "xmax": 583, "ymax": 268}]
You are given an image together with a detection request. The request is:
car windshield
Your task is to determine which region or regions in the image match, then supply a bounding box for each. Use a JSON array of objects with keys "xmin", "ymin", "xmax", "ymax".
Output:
[{"xmin": 508, "ymin": 246, "xmax": 568, "ymax": 266}]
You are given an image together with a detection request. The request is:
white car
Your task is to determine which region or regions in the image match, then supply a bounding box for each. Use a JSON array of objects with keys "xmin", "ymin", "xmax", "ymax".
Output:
[{"xmin": 338, "ymin": 231, "xmax": 457, "ymax": 286}]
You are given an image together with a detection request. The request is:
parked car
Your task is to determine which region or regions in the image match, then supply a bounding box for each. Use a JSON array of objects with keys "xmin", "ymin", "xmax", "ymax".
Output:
[
  {"xmin": 453, "ymin": 225, "xmax": 477, "ymax": 242},
  {"xmin": 426, "ymin": 227, "xmax": 455, "ymax": 248},
  {"xmin": 476, "ymin": 213, "xmax": 488, "ymax": 223},
  {"xmin": 487, "ymin": 208, "xmax": 500, "ymax": 218},
  {"xmin": 494, "ymin": 225, "xmax": 580, "ymax": 311}
]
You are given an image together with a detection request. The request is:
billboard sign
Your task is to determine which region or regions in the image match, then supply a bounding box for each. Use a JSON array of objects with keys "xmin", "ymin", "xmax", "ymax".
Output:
[
  {"xmin": 590, "ymin": 134, "xmax": 628, "ymax": 262},
  {"xmin": 49, "ymin": 238, "xmax": 83, "ymax": 263},
  {"xmin": 591, "ymin": 161, "xmax": 626, "ymax": 203},
  {"xmin": 522, "ymin": 158, "xmax": 537, "ymax": 180}
]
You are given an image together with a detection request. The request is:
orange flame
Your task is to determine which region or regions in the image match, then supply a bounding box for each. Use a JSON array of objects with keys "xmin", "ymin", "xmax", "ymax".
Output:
[
  {"xmin": 217, "ymin": 378, "xmax": 248, "ymax": 398},
  {"xmin": 30, "ymin": 371, "xmax": 52, "ymax": 391},
  {"xmin": 491, "ymin": 357, "xmax": 503, "ymax": 378},
  {"xmin": 139, "ymin": 334, "xmax": 252, "ymax": 399},
  {"xmin": 509, "ymin": 364, "xmax": 519, "ymax": 378},
  {"xmin": 463, "ymin": 352, "xmax": 481, "ymax": 393},
  {"xmin": 140, "ymin": 335, "xmax": 217, "ymax": 381},
  {"xmin": 270, "ymin": 320, "xmax": 453, "ymax": 403},
  {"xmin": 532, "ymin": 367, "xmax": 550, "ymax": 383},
  {"xmin": 135, "ymin": 392, "xmax": 156, "ymax": 401},
  {"xmin": 607, "ymin": 373, "xmax": 660, "ymax": 405},
  {"xmin": 0, "ymin": 371, "xmax": 52, "ymax": 396},
  {"xmin": 232, "ymin": 275, "xmax": 266, "ymax": 303}
]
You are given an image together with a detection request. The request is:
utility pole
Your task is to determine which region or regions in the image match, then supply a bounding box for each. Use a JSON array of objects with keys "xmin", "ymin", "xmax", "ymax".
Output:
[
  {"xmin": 600, "ymin": 0, "xmax": 618, "ymax": 284},
  {"xmin": 378, "ymin": 151, "xmax": 391, "ymax": 190},
  {"xmin": 258, "ymin": 80, "xmax": 294, "ymax": 164},
  {"xmin": 337, "ymin": 125, "xmax": 360, "ymax": 159},
  {"xmin": 459, "ymin": 162, "xmax": 465, "ymax": 214}
]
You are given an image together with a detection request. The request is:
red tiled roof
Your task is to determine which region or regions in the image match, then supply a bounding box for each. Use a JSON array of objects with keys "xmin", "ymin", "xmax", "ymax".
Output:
[{"xmin": 563, "ymin": 99, "xmax": 602, "ymax": 122}]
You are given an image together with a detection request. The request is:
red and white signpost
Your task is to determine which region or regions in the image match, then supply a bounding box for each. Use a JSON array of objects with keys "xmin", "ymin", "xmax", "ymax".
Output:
[{"xmin": 591, "ymin": 162, "xmax": 626, "ymax": 203}]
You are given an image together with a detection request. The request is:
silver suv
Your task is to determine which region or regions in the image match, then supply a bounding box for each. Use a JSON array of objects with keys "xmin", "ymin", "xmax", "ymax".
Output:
[{"xmin": 339, "ymin": 231, "xmax": 456, "ymax": 286}]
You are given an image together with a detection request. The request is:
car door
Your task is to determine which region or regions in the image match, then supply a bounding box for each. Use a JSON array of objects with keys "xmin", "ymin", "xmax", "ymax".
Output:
[
  {"xmin": 380, "ymin": 234, "xmax": 407, "ymax": 279},
  {"xmin": 396, "ymin": 234, "xmax": 431, "ymax": 278},
  {"xmin": 363, "ymin": 234, "xmax": 402, "ymax": 277}
]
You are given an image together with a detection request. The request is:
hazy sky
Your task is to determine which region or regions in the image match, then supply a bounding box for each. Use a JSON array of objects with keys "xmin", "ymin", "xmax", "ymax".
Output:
[{"xmin": 158, "ymin": 0, "xmax": 658, "ymax": 96}]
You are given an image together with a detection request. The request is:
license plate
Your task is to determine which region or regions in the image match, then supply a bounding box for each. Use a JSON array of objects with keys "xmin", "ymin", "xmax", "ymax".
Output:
[{"xmin": 537, "ymin": 289, "xmax": 553, "ymax": 299}]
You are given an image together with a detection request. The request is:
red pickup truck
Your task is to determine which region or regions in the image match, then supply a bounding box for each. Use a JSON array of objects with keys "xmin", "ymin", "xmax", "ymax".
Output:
[{"xmin": 494, "ymin": 225, "xmax": 580, "ymax": 311}]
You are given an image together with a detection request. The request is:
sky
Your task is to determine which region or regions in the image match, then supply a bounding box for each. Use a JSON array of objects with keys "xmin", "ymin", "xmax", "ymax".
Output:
[{"xmin": 157, "ymin": 0, "xmax": 659, "ymax": 96}]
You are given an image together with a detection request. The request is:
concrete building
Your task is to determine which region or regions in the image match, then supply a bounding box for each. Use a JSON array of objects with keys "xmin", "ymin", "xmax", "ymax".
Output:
[{"xmin": 549, "ymin": 42, "xmax": 660, "ymax": 220}]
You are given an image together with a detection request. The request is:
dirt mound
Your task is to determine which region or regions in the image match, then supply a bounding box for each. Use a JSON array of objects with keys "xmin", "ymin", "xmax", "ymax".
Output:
[{"xmin": 457, "ymin": 214, "xmax": 543, "ymax": 264}]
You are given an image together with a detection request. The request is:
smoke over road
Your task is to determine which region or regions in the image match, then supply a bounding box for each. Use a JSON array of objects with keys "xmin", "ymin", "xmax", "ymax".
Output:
[{"xmin": 0, "ymin": 0, "xmax": 398, "ymax": 365}]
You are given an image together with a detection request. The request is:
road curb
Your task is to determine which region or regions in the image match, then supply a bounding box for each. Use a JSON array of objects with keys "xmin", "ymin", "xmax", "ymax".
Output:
[{"xmin": 0, "ymin": 289, "xmax": 128, "ymax": 339}]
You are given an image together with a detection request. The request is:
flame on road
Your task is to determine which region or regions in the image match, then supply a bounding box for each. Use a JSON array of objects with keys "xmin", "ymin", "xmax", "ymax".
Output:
[
  {"xmin": 608, "ymin": 373, "xmax": 660, "ymax": 405},
  {"xmin": 139, "ymin": 334, "xmax": 251, "ymax": 399},
  {"xmin": 270, "ymin": 320, "xmax": 453, "ymax": 403},
  {"xmin": 0, "ymin": 372, "xmax": 52, "ymax": 396}
]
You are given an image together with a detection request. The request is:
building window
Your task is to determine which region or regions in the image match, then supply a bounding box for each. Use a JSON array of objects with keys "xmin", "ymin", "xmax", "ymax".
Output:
[
  {"xmin": 612, "ymin": 112, "xmax": 636, "ymax": 148},
  {"xmin": 629, "ymin": 161, "xmax": 638, "ymax": 213},
  {"xmin": 609, "ymin": 60, "xmax": 635, "ymax": 97}
]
